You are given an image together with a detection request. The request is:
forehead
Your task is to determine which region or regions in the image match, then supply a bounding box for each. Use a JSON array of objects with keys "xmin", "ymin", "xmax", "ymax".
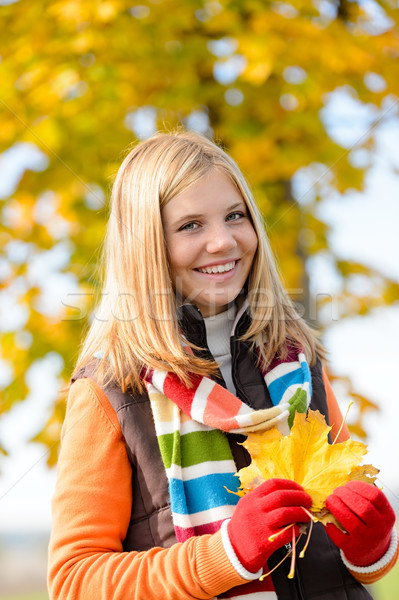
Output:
[{"xmin": 162, "ymin": 169, "xmax": 245, "ymax": 220}]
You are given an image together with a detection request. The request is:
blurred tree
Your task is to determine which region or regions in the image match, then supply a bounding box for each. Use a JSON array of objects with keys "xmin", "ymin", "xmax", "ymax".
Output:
[{"xmin": 1, "ymin": 0, "xmax": 399, "ymax": 462}]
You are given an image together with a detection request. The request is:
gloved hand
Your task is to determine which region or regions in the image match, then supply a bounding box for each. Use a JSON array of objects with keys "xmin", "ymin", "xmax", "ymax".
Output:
[
  {"xmin": 227, "ymin": 478, "xmax": 312, "ymax": 573},
  {"xmin": 325, "ymin": 481, "xmax": 395, "ymax": 567}
]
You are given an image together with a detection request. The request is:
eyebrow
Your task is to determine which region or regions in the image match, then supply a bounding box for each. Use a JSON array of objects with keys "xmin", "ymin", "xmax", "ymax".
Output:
[{"xmin": 171, "ymin": 202, "xmax": 246, "ymax": 227}]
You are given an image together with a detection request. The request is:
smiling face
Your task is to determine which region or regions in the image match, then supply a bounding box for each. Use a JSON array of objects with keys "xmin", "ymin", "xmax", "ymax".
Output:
[{"xmin": 162, "ymin": 169, "xmax": 258, "ymax": 317}]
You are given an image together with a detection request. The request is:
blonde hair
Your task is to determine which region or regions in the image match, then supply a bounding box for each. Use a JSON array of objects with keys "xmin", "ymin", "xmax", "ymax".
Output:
[{"xmin": 66, "ymin": 130, "xmax": 325, "ymax": 395}]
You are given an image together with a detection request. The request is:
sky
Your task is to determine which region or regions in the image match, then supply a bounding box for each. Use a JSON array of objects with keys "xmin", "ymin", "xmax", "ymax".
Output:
[{"xmin": 0, "ymin": 88, "xmax": 399, "ymax": 533}]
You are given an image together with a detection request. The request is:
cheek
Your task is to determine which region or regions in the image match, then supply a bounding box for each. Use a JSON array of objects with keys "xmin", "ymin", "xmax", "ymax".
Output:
[
  {"xmin": 166, "ymin": 240, "xmax": 192, "ymax": 276},
  {"xmin": 244, "ymin": 227, "xmax": 258, "ymax": 260},
  {"xmin": 169, "ymin": 252, "xmax": 185, "ymax": 273}
]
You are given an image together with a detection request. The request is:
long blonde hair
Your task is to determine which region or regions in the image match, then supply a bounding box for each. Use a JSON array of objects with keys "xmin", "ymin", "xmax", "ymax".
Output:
[{"xmin": 67, "ymin": 130, "xmax": 324, "ymax": 395}]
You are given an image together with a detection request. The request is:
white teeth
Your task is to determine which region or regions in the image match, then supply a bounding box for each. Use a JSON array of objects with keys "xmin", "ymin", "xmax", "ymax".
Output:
[{"xmin": 198, "ymin": 261, "xmax": 236, "ymax": 274}]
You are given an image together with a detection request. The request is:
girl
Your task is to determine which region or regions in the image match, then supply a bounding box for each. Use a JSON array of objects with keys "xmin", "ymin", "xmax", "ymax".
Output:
[{"xmin": 48, "ymin": 131, "xmax": 397, "ymax": 599}]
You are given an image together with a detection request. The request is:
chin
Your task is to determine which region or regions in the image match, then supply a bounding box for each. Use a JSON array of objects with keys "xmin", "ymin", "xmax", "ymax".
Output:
[{"xmin": 199, "ymin": 294, "xmax": 239, "ymax": 316}]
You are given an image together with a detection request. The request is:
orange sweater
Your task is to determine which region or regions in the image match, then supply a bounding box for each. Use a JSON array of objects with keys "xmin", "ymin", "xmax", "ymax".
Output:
[{"xmin": 48, "ymin": 373, "xmax": 397, "ymax": 599}]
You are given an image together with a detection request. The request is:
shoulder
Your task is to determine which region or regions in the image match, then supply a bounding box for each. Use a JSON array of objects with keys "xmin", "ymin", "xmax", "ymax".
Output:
[
  {"xmin": 68, "ymin": 360, "xmax": 151, "ymax": 453},
  {"xmin": 71, "ymin": 359, "xmax": 149, "ymax": 411},
  {"xmin": 66, "ymin": 374, "xmax": 122, "ymax": 436}
]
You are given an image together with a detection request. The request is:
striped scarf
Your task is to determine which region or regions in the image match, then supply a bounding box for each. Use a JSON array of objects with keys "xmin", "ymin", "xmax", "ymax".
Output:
[{"xmin": 143, "ymin": 350, "xmax": 312, "ymax": 598}]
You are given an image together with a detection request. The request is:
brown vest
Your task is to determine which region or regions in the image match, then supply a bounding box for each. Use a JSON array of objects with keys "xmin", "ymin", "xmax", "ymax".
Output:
[{"xmin": 71, "ymin": 306, "xmax": 372, "ymax": 599}]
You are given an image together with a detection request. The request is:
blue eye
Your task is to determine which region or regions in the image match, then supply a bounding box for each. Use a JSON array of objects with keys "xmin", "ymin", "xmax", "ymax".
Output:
[
  {"xmin": 180, "ymin": 222, "xmax": 199, "ymax": 231},
  {"xmin": 226, "ymin": 211, "xmax": 244, "ymax": 221}
]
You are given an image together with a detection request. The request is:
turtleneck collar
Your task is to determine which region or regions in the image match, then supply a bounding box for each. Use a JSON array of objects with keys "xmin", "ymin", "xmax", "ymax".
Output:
[{"xmin": 203, "ymin": 304, "xmax": 236, "ymax": 358}]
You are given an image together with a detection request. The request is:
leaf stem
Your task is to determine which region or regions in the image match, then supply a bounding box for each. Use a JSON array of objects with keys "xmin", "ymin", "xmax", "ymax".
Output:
[
  {"xmin": 288, "ymin": 526, "xmax": 296, "ymax": 578},
  {"xmin": 268, "ymin": 522, "xmax": 295, "ymax": 542},
  {"xmin": 260, "ymin": 534, "xmax": 293, "ymax": 580},
  {"xmin": 332, "ymin": 401, "xmax": 354, "ymax": 445},
  {"xmin": 301, "ymin": 506, "xmax": 318, "ymax": 522},
  {"xmin": 259, "ymin": 551, "xmax": 290, "ymax": 581},
  {"xmin": 299, "ymin": 518, "xmax": 313, "ymax": 558}
]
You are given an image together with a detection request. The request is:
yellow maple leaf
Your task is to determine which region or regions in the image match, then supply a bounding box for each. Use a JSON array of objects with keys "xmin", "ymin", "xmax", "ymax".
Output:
[{"xmin": 237, "ymin": 409, "xmax": 379, "ymax": 515}]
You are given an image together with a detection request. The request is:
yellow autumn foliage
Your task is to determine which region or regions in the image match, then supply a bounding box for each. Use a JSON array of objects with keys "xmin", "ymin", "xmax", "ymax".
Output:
[
  {"xmin": 237, "ymin": 409, "xmax": 379, "ymax": 515},
  {"xmin": 2, "ymin": 0, "xmax": 399, "ymax": 463}
]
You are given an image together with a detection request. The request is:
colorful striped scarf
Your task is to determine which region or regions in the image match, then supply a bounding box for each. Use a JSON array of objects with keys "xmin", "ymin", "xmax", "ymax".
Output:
[{"xmin": 143, "ymin": 351, "xmax": 312, "ymax": 598}]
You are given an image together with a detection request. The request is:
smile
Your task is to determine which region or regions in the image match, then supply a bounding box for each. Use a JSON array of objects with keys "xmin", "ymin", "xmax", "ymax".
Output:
[{"xmin": 197, "ymin": 261, "xmax": 236, "ymax": 274}]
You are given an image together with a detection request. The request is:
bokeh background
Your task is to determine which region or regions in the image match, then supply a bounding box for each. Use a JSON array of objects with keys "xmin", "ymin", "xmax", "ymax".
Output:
[{"xmin": 0, "ymin": 0, "xmax": 399, "ymax": 598}]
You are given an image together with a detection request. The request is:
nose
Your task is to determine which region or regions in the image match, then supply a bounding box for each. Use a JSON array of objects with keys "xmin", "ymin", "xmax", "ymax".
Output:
[{"xmin": 206, "ymin": 222, "xmax": 238, "ymax": 254}]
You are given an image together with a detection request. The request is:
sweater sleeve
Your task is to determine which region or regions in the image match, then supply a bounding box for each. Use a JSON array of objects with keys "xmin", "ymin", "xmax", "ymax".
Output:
[
  {"xmin": 322, "ymin": 369, "xmax": 398, "ymax": 582},
  {"xmin": 47, "ymin": 377, "xmax": 248, "ymax": 600},
  {"xmin": 323, "ymin": 369, "xmax": 350, "ymax": 443}
]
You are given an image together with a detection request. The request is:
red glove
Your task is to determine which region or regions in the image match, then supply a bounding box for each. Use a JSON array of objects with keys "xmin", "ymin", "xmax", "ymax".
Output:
[
  {"xmin": 325, "ymin": 481, "xmax": 395, "ymax": 567},
  {"xmin": 227, "ymin": 478, "xmax": 312, "ymax": 573}
]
